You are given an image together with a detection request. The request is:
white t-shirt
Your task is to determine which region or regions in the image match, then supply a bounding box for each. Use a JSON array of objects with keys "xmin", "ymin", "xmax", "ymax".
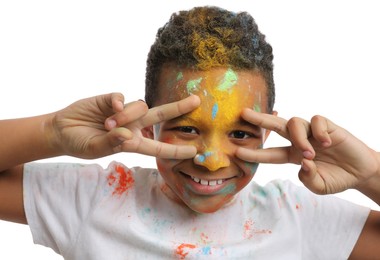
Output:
[{"xmin": 23, "ymin": 161, "xmax": 370, "ymax": 260}]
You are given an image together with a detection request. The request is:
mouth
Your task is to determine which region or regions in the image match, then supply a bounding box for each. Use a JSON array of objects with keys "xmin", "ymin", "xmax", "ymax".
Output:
[
  {"xmin": 180, "ymin": 171, "xmax": 235, "ymax": 194},
  {"xmin": 190, "ymin": 176, "xmax": 224, "ymax": 186}
]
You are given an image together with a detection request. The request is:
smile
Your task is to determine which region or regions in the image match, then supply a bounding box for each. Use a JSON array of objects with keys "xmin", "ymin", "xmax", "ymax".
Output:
[{"xmin": 191, "ymin": 176, "xmax": 225, "ymax": 186}]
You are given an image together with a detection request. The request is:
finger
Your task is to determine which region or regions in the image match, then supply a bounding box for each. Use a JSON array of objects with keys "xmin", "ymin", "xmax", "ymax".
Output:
[
  {"xmin": 287, "ymin": 117, "xmax": 315, "ymax": 159},
  {"xmin": 108, "ymin": 127, "xmax": 134, "ymax": 145},
  {"xmin": 77, "ymin": 127, "xmax": 134, "ymax": 158},
  {"xmin": 310, "ymin": 115, "xmax": 332, "ymax": 147},
  {"xmin": 105, "ymin": 100, "xmax": 148, "ymax": 130},
  {"xmin": 236, "ymin": 146, "xmax": 301, "ymax": 164},
  {"xmin": 139, "ymin": 95, "xmax": 200, "ymax": 127},
  {"xmin": 98, "ymin": 127, "xmax": 135, "ymax": 154},
  {"xmin": 111, "ymin": 92, "xmax": 125, "ymax": 113},
  {"xmin": 121, "ymin": 137, "xmax": 197, "ymax": 159},
  {"xmin": 241, "ymin": 108, "xmax": 289, "ymax": 139},
  {"xmin": 298, "ymin": 158, "xmax": 326, "ymax": 195}
]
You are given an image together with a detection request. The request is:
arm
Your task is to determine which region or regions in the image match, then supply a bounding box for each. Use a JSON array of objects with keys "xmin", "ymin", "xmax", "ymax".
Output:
[
  {"xmin": 0, "ymin": 114, "xmax": 60, "ymax": 173},
  {"xmin": 0, "ymin": 114, "xmax": 61, "ymax": 224},
  {"xmin": 236, "ymin": 109, "xmax": 380, "ymax": 257},
  {"xmin": 0, "ymin": 92, "xmax": 200, "ymax": 224}
]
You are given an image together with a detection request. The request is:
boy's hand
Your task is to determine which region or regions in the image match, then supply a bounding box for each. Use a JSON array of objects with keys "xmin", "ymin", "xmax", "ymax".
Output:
[
  {"xmin": 51, "ymin": 93, "xmax": 200, "ymax": 159},
  {"xmin": 236, "ymin": 108, "xmax": 380, "ymax": 195}
]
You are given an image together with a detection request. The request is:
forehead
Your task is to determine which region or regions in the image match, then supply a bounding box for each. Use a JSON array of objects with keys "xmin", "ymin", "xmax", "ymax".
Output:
[{"xmin": 156, "ymin": 65, "xmax": 268, "ymax": 111}]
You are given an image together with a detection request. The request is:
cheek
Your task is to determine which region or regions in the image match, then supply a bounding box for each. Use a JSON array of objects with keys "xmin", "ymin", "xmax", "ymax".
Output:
[
  {"xmin": 244, "ymin": 162, "xmax": 260, "ymax": 176},
  {"xmin": 239, "ymin": 143, "xmax": 262, "ymax": 175},
  {"xmin": 156, "ymin": 159, "xmax": 175, "ymax": 174}
]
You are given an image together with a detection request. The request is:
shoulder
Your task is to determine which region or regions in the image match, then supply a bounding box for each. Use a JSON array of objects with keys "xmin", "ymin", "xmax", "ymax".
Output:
[{"xmin": 104, "ymin": 162, "xmax": 159, "ymax": 196}]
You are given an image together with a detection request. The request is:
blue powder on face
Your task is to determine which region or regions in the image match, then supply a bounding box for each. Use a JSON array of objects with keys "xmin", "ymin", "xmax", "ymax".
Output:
[
  {"xmin": 216, "ymin": 183, "xmax": 236, "ymax": 195},
  {"xmin": 245, "ymin": 162, "xmax": 259, "ymax": 175},
  {"xmin": 211, "ymin": 103, "xmax": 218, "ymax": 120},
  {"xmin": 196, "ymin": 151, "xmax": 213, "ymax": 163}
]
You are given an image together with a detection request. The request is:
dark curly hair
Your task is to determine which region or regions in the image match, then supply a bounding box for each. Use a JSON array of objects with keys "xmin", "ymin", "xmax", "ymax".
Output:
[{"xmin": 145, "ymin": 6, "xmax": 275, "ymax": 113}]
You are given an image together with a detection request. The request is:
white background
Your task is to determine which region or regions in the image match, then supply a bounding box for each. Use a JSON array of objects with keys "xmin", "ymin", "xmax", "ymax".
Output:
[{"xmin": 1, "ymin": 0, "xmax": 380, "ymax": 259}]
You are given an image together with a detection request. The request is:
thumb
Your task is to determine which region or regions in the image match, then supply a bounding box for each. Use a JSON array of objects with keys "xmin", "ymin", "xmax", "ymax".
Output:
[{"xmin": 298, "ymin": 159, "xmax": 326, "ymax": 195}]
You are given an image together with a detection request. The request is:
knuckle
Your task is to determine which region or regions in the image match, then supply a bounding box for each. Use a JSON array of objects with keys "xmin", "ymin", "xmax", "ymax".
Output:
[
  {"xmin": 155, "ymin": 143, "xmax": 163, "ymax": 156},
  {"xmin": 156, "ymin": 110, "xmax": 166, "ymax": 121}
]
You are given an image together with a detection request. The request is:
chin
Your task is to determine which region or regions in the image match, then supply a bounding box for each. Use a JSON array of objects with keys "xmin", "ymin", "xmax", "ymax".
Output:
[
  {"xmin": 184, "ymin": 196, "xmax": 234, "ymax": 214},
  {"xmin": 188, "ymin": 205, "xmax": 222, "ymax": 214}
]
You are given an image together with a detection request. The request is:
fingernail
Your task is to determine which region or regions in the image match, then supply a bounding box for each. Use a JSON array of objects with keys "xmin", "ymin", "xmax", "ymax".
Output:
[
  {"xmin": 321, "ymin": 141, "xmax": 330, "ymax": 147},
  {"xmin": 302, "ymin": 150, "xmax": 313, "ymax": 159},
  {"xmin": 106, "ymin": 119, "xmax": 117, "ymax": 129}
]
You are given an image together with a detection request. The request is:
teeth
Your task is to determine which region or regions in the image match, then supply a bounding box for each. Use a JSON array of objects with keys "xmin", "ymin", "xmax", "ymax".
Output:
[
  {"xmin": 209, "ymin": 180, "xmax": 217, "ymax": 186},
  {"xmin": 191, "ymin": 176, "xmax": 224, "ymax": 186}
]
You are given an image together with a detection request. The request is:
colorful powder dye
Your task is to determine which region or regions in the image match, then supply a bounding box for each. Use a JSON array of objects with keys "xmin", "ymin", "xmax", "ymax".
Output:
[
  {"xmin": 211, "ymin": 103, "xmax": 218, "ymax": 120},
  {"xmin": 175, "ymin": 243, "xmax": 196, "ymax": 259},
  {"xmin": 186, "ymin": 77, "xmax": 203, "ymax": 94},
  {"xmin": 107, "ymin": 165, "xmax": 134, "ymax": 196},
  {"xmin": 243, "ymin": 219, "xmax": 254, "ymax": 239},
  {"xmin": 245, "ymin": 162, "xmax": 259, "ymax": 175},
  {"xmin": 195, "ymin": 151, "xmax": 213, "ymax": 163},
  {"xmin": 177, "ymin": 72, "xmax": 183, "ymax": 81},
  {"xmin": 253, "ymin": 104, "xmax": 261, "ymax": 112},
  {"xmin": 216, "ymin": 183, "xmax": 236, "ymax": 195},
  {"xmin": 217, "ymin": 68, "xmax": 238, "ymax": 91}
]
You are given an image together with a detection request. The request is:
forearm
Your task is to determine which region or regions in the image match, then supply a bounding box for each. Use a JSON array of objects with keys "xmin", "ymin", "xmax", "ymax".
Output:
[{"xmin": 0, "ymin": 114, "xmax": 62, "ymax": 172}]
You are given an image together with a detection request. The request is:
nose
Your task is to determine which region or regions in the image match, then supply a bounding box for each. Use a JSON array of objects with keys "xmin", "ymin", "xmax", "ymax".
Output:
[{"xmin": 193, "ymin": 150, "xmax": 230, "ymax": 171}]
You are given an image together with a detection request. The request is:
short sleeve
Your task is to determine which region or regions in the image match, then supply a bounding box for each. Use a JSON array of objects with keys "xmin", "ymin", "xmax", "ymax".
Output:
[
  {"xmin": 23, "ymin": 162, "xmax": 109, "ymax": 255},
  {"xmin": 283, "ymin": 181, "xmax": 370, "ymax": 259}
]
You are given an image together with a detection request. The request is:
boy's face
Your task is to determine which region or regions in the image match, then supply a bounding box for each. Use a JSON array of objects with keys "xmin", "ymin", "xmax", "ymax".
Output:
[{"xmin": 149, "ymin": 65, "xmax": 272, "ymax": 213}]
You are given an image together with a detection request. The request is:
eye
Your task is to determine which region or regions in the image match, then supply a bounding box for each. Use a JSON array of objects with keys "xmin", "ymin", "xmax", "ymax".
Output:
[
  {"xmin": 175, "ymin": 126, "xmax": 198, "ymax": 135},
  {"xmin": 230, "ymin": 130, "xmax": 253, "ymax": 139}
]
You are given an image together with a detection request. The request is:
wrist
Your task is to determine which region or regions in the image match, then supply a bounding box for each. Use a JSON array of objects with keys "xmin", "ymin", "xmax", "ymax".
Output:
[
  {"xmin": 43, "ymin": 112, "xmax": 65, "ymax": 157},
  {"xmin": 355, "ymin": 151, "xmax": 380, "ymax": 205}
]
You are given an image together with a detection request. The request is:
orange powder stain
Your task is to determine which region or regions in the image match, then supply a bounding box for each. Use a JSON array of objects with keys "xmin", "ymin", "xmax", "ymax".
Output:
[
  {"xmin": 243, "ymin": 219, "xmax": 254, "ymax": 239},
  {"xmin": 244, "ymin": 219, "xmax": 272, "ymax": 239},
  {"xmin": 175, "ymin": 243, "xmax": 196, "ymax": 259},
  {"xmin": 107, "ymin": 165, "xmax": 134, "ymax": 196}
]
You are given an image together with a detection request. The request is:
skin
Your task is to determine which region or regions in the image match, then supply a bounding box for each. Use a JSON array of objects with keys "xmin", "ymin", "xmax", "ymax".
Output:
[{"xmin": 144, "ymin": 65, "xmax": 272, "ymax": 213}]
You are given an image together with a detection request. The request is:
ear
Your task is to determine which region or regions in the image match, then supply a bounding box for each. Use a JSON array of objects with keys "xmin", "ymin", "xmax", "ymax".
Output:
[
  {"xmin": 262, "ymin": 110, "xmax": 278, "ymax": 142},
  {"xmin": 141, "ymin": 126, "xmax": 154, "ymax": 139}
]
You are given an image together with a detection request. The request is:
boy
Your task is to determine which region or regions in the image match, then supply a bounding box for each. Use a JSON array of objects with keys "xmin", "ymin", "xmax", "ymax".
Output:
[{"xmin": 1, "ymin": 5, "xmax": 380, "ymax": 259}]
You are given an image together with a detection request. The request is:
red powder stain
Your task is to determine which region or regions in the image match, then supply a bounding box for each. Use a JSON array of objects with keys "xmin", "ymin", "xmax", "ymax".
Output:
[
  {"xmin": 200, "ymin": 232, "xmax": 212, "ymax": 244},
  {"xmin": 162, "ymin": 136, "xmax": 175, "ymax": 144},
  {"xmin": 175, "ymin": 243, "xmax": 196, "ymax": 259},
  {"xmin": 244, "ymin": 219, "xmax": 272, "ymax": 238},
  {"xmin": 107, "ymin": 165, "xmax": 134, "ymax": 196},
  {"xmin": 296, "ymin": 204, "xmax": 301, "ymax": 210},
  {"xmin": 243, "ymin": 219, "xmax": 254, "ymax": 239}
]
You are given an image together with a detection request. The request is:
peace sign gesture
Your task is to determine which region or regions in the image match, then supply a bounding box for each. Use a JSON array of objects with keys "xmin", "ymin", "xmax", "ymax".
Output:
[
  {"xmin": 52, "ymin": 93, "xmax": 200, "ymax": 160},
  {"xmin": 236, "ymin": 108, "xmax": 380, "ymax": 196}
]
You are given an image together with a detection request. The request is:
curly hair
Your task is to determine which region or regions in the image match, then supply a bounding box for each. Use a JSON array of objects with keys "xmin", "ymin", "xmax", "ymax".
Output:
[{"xmin": 145, "ymin": 6, "xmax": 275, "ymax": 113}]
